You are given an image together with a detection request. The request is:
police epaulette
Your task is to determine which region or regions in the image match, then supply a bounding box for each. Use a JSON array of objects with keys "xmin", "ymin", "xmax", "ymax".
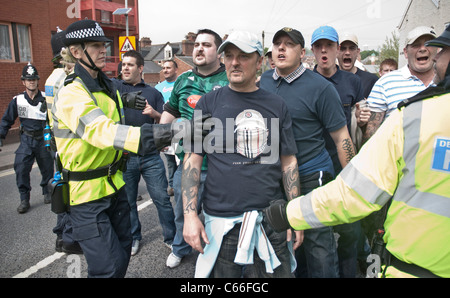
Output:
[
  {"xmin": 64, "ymin": 73, "xmax": 77, "ymax": 86},
  {"xmin": 398, "ymin": 85, "xmax": 445, "ymax": 110},
  {"xmin": 398, "ymin": 75, "xmax": 450, "ymax": 110}
]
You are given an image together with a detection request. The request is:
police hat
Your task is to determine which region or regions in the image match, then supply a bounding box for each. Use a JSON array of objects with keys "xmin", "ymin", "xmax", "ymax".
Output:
[
  {"xmin": 425, "ymin": 26, "xmax": 450, "ymax": 48},
  {"xmin": 51, "ymin": 27, "xmax": 66, "ymax": 59},
  {"xmin": 63, "ymin": 19, "xmax": 112, "ymax": 46},
  {"xmin": 21, "ymin": 63, "xmax": 40, "ymax": 80}
]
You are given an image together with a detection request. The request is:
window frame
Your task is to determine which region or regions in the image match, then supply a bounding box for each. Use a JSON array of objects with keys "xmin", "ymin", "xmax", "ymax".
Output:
[
  {"xmin": 15, "ymin": 23, "xmax": 33, "ymax": 63},
  {"xmin": 0, "ymin": 22, "xmax": 15, "ymax": 62},
  {"xmin": 0, "ymin": 21, "xmax": 32, "ymax": 63}
]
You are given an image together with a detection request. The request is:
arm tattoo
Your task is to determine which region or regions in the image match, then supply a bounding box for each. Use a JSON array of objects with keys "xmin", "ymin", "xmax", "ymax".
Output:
[
  {"xmin": 282, "ymin": 165, "xmax": 300, "ymax": 201},
  {"xmin": 362, "ymin": 112, "xmax": 384, "ymax": 144},
  {"xmin": 181, "ymin": 155, "xmax": 200, "ymax": 215},
  {"xmin": 342, "ymin": 138, "xmax": 355, "ymax": 164}
]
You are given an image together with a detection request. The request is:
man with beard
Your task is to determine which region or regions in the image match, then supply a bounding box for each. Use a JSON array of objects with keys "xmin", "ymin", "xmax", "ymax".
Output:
[
  {"xmin": 0, "ymin": 63, "xmax": 54, "ymax": 213},
  {"xmin": 159, "ymin": 29, "xmax": 229, "ymax": 268}
]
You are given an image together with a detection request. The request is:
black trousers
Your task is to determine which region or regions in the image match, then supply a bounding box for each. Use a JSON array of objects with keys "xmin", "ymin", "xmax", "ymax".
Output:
[
  {"xmin": 14, "ymin": 134, "xmax": 53, "ymax": 201},
  {"xmin": 70, "ymin": 188, "xmax": 132, "ymax": 278}
]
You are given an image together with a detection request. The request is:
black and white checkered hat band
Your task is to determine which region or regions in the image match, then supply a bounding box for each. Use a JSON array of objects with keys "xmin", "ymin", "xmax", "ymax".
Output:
[
  {"xmin": 66, "ymin": 26, "xmax": 105, "ymax": 40},
  {"xmin": 64, "ymin": 20, "xmax": 111, "ymax": 45}
]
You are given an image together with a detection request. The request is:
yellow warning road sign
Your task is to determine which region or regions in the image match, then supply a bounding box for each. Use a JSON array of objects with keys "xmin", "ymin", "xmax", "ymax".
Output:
[{"xmin": 119, "ymin": 36, "xmax": 136, "ymax": 60}]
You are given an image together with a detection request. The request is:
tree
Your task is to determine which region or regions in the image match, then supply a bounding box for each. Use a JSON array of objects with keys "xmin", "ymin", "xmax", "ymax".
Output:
[
  {"xmin": 361, "ymin": 50, "xmax": 379, "ymax": 61},
  {"xmin": 379, "ymin": 31, "xmax": 399, "ymax": 63}
]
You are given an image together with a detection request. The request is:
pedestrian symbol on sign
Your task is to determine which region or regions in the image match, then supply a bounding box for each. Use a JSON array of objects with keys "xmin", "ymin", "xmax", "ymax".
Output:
[
  {"xmin": 120, "ymin": 38, "xmax": 134, "ymax": 52},
  {"xmin": 119, "ymin": 36, "xmax": 136, "ymax": 60}
]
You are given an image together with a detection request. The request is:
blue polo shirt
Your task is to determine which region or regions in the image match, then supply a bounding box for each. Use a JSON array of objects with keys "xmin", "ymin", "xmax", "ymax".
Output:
[
  {"xmin": 355, "ymin": 68, "xmax": 379, "ymax": 99},
  {"xmin": 313, "ymin": 65, "xmax": 363, "ymax": 130},
  {"xmin": 113, "ymin": 78, "xmax": 165, "ymax": 154},
  {"xmin": 260, "ymin": 67, "xmax": 346, "ymax": 176},
  {"xmin": 314, "ymin": 65, "xmax": 364, "ymax": 175}
]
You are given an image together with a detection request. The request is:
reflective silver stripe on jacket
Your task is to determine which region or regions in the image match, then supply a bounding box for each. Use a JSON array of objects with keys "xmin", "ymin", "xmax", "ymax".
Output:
[
  {"xmin": 299, "ymin": 191, "xmax": 323, "ymax": 228},
  {"xmin": 52, "ymin": 121, "xmax": 79, "ymax": 139},
  {"xmin": 392, "ymin": 101, "xmax": 450, "ymax": 218},
  {"xmin": 76, "ymin": 108, "xmax": 105, "ymax": 138},
  {"xmin": 114, "ymin": 125, "xmax": 131, "ymax": 150},
  {"xmin": 340, "ymin": 163, "xmax": 393, "ymax": 206},
  {"xmin": 300, "ymin": 162, "xmax": 393, "ymax": 228}
]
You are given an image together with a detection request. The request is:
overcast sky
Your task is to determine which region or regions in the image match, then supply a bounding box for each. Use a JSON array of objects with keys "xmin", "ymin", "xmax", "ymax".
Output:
[{"xmin": 138, "ymin": 0, "xmax": 411, "ymax": 50}]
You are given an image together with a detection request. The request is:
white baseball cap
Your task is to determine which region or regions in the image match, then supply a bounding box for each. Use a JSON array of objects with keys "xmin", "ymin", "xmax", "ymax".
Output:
[
  {"xmin": 405, "ymin": 26, "xmax": 437, "ymax": 46},
  {"xmin": 218, "ymin": 31, "xmax": 263, "ymax": 56},
  {"xmin": 265, "ymin": 45, "xmax": 273, "ymax": 57},
  {"xmin": 340, "ymin": 32, "xmax": 359, "ymax": 47}
]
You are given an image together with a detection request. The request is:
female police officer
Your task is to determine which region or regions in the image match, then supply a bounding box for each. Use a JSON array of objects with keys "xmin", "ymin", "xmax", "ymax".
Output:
[{"xmin": 54, "ymin": 19, "xmax": 199, "ymax": 277}]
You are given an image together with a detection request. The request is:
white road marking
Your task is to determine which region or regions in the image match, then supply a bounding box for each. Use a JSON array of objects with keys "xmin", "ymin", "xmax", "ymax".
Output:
[
  {"xmin": 0, "ymin": 164, "xmax": 37, "ymax": 178},
  {"xmin": 12, "ymin": 196, "xmax": 154, "ymax": 278},
  {"xmin": 13, "ymin": 252, "xmax": 66, "ymax": 278}
]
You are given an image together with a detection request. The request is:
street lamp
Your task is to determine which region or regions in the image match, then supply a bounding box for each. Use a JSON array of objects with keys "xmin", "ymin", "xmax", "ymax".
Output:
[{"xmin": 113, "ymin": 3, "xmax": 132, "ymax": 36}]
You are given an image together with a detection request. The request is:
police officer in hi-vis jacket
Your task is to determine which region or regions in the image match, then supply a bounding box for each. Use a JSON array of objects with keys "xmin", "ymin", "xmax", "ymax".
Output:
[{"xmin": 54, "ymin": 19, "xmax": 208, "ymax": 278}]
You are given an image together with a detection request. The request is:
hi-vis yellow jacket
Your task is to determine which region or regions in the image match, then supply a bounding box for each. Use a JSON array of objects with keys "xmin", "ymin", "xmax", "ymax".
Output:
[
  {"xmin": 54, "ymin": 73, "xmax": 141, "ymax": 206},
  {"xmin": 286, "ymin": 92, "xmax": 450, "ymax": 278}
]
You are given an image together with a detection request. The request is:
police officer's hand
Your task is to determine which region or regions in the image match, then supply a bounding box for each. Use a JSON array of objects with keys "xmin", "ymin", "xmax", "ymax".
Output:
[
  {"xmin": 147, "ymin": 113, "xmax": 212, "ymax": 153},
  {"xmin": 122, "ymin": 91, "xmax": 147, "ymax": 110},
  {"xmin": 177, "ymin": 113, "xmax": 213, "ymax": 143},
  {"xmin": 264, "ymin": 199, "xmax": 291, "ymax": 233}
]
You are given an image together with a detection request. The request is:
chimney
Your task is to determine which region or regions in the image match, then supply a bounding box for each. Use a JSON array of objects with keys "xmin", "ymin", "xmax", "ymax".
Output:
[
  {"xmin": 185, "ymin": 32, "xmax": 196, "ymax": 42},
  {"xmin": 182, "ymin": 39, "xmax": 194, "ymax": 56},
  {"xmin": 140, "ymin": 37, "xmax": 152, "ymax": 48}
]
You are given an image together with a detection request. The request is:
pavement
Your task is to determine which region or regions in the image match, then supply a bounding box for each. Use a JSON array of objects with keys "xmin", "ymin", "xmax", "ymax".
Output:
[{"xmin": 0, "ymin": 133, "xmax": 19, "ymax": 172}]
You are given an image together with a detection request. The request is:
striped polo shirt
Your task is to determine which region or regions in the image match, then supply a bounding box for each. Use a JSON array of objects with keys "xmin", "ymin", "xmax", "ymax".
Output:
[{"xmin": 367, "ymin": 65, "xmax": 434, "ymax": 117}]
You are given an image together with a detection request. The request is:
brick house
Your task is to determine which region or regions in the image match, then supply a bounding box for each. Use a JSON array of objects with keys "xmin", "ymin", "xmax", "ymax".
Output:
[
  {"xmin": 0, "ymin": 0, "xmax": 138, "ymax": 139},
  {"xmin": 139, "ymin": 36, "xmax": 195, "ymax": 86}
]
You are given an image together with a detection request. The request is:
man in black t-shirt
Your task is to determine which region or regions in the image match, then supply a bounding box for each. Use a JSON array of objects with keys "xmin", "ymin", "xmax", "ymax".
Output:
[{"xmin": 182, "ymin": 31, "xmax": 302, "ymax": 278}]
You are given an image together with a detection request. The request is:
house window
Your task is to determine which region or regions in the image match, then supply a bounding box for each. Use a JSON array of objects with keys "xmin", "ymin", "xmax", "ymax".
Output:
[
  {"xmin": 0, "ymin": 22, "xmax": 32, "ymax": 62},
  {"xmin": 164, "ymin": 44, "xmax": 173, "ymax": 60},
  {"xmin": 101, "ymin": 10, "xmax": 112, "ymax": 23},
  {"xmin": 0, "ymin": 23, "xmax": 14, "ymax": 61},
  {"xmin": 16, "ymin": 24, "xmax": 32, "ymax": 62}
]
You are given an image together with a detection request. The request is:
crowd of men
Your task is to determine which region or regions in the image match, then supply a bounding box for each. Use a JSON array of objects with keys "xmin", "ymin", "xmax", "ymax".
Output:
[{"xmin": 1, "ymin": 18, "xmax": 449, "ymax": 278}]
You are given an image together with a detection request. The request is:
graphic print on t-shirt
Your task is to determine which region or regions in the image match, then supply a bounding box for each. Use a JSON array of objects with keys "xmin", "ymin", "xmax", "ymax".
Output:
[
  {"xmin": 187, "ymin": 94, "xmax": 202, "ymax": 109},
  {"xmin": 235, "ymin": 109, "xmax": 268, "ymax": 159}
]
